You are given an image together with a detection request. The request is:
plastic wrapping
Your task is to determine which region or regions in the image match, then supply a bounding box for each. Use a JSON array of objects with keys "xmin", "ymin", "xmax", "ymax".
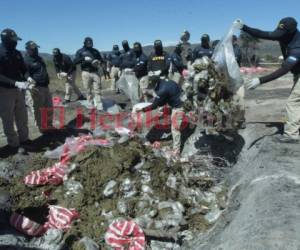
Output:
[
  {"xmin": 103, "ymin": 180, "xmax": 117, "ymax": 197},
  {"xmin": 212, "ymin": 23, "xmax": 244, "ymax": 93},
  {"xmin": 64, "ymin": 179, "xmax": 83, "ymax": 196},
  {"xmin": 78, "ymin": 237, "xmax": 99, "ymax": 250},
  {"xmin": 117, "ymin": 70, "xmax": 140, "ymax": 105}
]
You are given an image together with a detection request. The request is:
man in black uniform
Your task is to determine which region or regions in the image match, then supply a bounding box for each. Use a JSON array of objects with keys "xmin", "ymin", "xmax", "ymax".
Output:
[
  {"xmin": 192, "ymin": 34, "xmax": 214, "ymax": 61},
  {"xmin": 24, "ymin": 41, "xmax": 53, "ymax": 133},
  {"xmin": 120, "ymin": 40, "xmax": 136, "ymax": 70},
  {"xmin": 180, "ymin": 30, "xmax": 193, "ymax": 67},
  {"xmin": 52, "ymin": 48, "xmax": 84, "ymax": 104},
  {"xmin": 137, "ymin": 76, "xmax": 184, "ymax": 158},
  {"xmin": 169, "ymin": 44, "xmax": 185, "ymax": 84},
  {"xmin": 133, "ymin": 42, "xmax": 148, "ymax": 100},
  {"xmin": 148, "ymin": 40, "xmax": 171, "ymax": 77},
  {"xmin": 74, "ymin": 37, "xmax": 103, "ymax": 110},
  {"xmin": 235, "ymin": 17, "xmax": 300, "ymax": 142},
  {"xmin": 108, "ymin": 45, "xmax": 121, "ymax": 92},
  {"xmin": 0, "ymin": 29, "xmax": 32, "ymax": 152}
]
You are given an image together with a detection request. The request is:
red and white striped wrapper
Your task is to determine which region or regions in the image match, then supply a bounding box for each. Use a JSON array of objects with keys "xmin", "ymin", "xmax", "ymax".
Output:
[
  {"xmin": 24, "ymin": 162, "xmax": 68, "ymax": 186},
  {"xmin": 9, "ymin": 213, "xmax": 47, "ymax": 236},
  {"xmin": 24, "ymin": 136, "xmax": 111, "ymax": 186},
  {"xmin": 105, "ymin": 220, "xmax": 145, "ymax": 250},
  {"xmin": 45, "ymin": 206, "xmax": 80, "ymax": 231}
]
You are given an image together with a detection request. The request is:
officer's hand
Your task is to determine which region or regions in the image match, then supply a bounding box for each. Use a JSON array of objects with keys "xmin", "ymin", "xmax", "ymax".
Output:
[
  {"xmin": 91, "ymin": 59, "xmax": 100, "ymax": 67},
  {"xmin": 60, "ymin": 72, "xmax": 68, "ymax": 78},
  {"xmin": 27, "ymin": 77, "xmax": 36, "ymax": 85},
  {"xmin": 233, "ymin": 19, "xmax": 244, "ymax": 30},
  {"xmin": 246, "ymin": 78, "xmax": 261, "ymax": 90},
  {"xmin": 15, "ymin": 81, "xmax": 30, "ymax": 90},
  {"xmin": 84, "ymin": 56, "xmax": 93, "ymax": 62}
]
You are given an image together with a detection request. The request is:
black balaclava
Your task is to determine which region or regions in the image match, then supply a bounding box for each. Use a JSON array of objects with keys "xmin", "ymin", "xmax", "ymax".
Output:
[
  {"xmin": 1, "ymin": 28, "xmax": 21, "ymax": 51},
  {"xmin": 84, "ymin": 37, "xmax": 93, "ymax": 48},
  {"xmin": 52, "ymin": 48, "xmax": 62, "ymax": 61},
  {"xmin": 276, "ymin": 17, "xmax": 298, "ymax": 43},
  {"xmin": 113, "ymin": 44, "xmax": 119, "ymax": 52},
  {"xmin": 133, "ymin": 42, "xmax": 142, "ymax": 57},
  {"xmin": 25, "ymin": 41, "xmax": 39, "ymax": 57},
  {"xmin": 201, "ymin": 34, "xmax": 210, "ymax": 49},
  {"xmin": 122, "ymin": 40, "xmax": 130, "ymax": 52},
  {"xmin": 180, "ymin": 30, "xmax": 190, "ymax": 43},
  {"xmin": 154, "ymin": 40, "xmax": 163, "ymax": 56},
  {"xmin": 174, "ymin": 44, "xmax": 183, "ymax": 55}
]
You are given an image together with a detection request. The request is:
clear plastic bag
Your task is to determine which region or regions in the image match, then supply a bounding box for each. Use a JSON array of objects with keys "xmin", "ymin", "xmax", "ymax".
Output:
[
  {"xmin": 117, "ymin": 70, "xmax": 140, "ymax": 105},
  {"xmin": 212, "ymin": 23, "xmax": 244, "ymax": 93}
]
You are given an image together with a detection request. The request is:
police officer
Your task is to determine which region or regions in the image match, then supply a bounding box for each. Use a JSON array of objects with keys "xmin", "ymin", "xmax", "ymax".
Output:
[
  {"xmin": 148, "ymin": 40, "xmax": 171, "ymax": 78},
  {"xmin": 120, "ymin": 40, "xmax": 136, "ymax": 70},
  {"xmin": 24, "ymin": 41, "xmax": 53, "ymax": 133},
  {"xmin": 133, "ymin": 42, "xmax": 148, "ymax": 101},
  {"xmin": 108, "ymin": 45, "xmax": 121, "ymax": 93},
  {"xmin": 180, "ymin": 30, "xmax": 193, "ymax": 66},
  {"xmin": 74, "ymin": 37, "xmax": 103, "ymax": 110},
  {"xmin": 192, "ymin": 34, "xmax": 214, "ymax": 61},
  {"xmin": 52, "ymin": 48, "xmax": 84, "ymax": 104},
  {"xmin": 232, "ymin": 35, "xmax": 242, "ymax": 67},
  {"xmin": 0, "ymin": 29, "xmax": 32, "ymax": 152},
  {"xmin": 137, "ymin": 74, "xmax": 184, "ymax": 158},
  {"xmin": 169, "ymin": 44, "xmax": 185, "ymax": 85},
  {"xmin": 235, "ymin": 17, "xmax": 300, "ymax": 143}
]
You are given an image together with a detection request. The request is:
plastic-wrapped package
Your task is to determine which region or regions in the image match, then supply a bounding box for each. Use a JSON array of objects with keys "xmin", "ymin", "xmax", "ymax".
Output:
[
  {"xmin": 64, "ymin": 179, "xmax": 83, "ymax": 196},
  {"xmin": 103, "ymin": 180, "xmax": 117, "ymax": 197},
  {"xmin": 212, "ymin": 23, "xmax": 244, "ymax": 93},
  {"xmin": 78, "ymin": 237, "xmax": 99, "ymax": 250}
]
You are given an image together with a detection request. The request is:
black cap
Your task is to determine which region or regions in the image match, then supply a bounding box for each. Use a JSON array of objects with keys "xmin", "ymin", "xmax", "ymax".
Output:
[
  {"xmin": 122, "ymin": 40, "xmax": 129, "ymax": 46},
  {"xmin": 133, "ymin": 42, "xmax": 142, "ymax": 49},
  {"xmin": 154, "ymin": 40, "xmax": 162, "ymax": 47},
  {"xmin": 278, "ymin": 17, "xmax": 298, "ymax": 33},
  {"xmin": 201, "ymin": 34, "xmax": 210, "ymax": 40},
  {"xmin": 25, "ymin": 41, "xmax": 40, "ymax": 50},
  {"xmin": 52, "ymin": 48, "xmax": 61, "ymax": 56},
  {"xmin": 113, "ymin": 44, "xmax": 119, "ymax": 51},
  {"xmin": 1, "ymin": 28, "xmax": 22, "ymax": 41}
]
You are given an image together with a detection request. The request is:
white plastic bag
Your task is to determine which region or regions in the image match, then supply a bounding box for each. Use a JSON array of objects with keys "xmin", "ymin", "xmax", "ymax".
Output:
[{"xmin": 212, "ymin": 23, "xmax": 244, "ymax": 93}]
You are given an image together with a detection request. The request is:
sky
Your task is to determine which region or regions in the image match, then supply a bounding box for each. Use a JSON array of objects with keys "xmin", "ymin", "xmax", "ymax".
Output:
[{"xmin": 0, "ymin": 0, "xmax": 300, "ymax": 54}]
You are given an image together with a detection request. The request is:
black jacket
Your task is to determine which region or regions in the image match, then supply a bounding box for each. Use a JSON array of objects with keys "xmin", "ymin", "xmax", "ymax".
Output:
[
  {"xmin": 147, "ymin": 51, "xmax": 171, "ymax": 75},
  {"xmin": 170, "ymin": 52, "xmax": 185, "ymax": 73},
  {"xmin": 0, "ymin": 43, "xmax": 27, "ymax": 88},
  {"xmin": 192, "ymin": 46, "xmax": 213, "ymax": 61},
  {"xmin": 24, "ymin": 54, "xmax": 50, "ymax": 87},
  {"xmin": 120, "ymin": 50, "xmax": 136, "ymax": 70},
  {"xmin": 73, "ymin": 47, "xmax": 103, "ymax": 72},
  {"xmin": 108, "ymin": 51, "xmax": 121, "ymax": 67},
  {"xmin": 145, "ymin": 79, "xmax": 183, "ymax": 111},
  {"xmin": 243, "ymin": 25, "xmax": 300, "ymax": 83},
  {"xmin": 134, "ymin": 53, "xmax": 148, "ymax": 78},
  {"xmin": 53, "ymin": 53, "xmax": 76, "ymax": 75},
  {"xmin": 233, "ymin": 44, "xmax": 242, "ymax": 66}
]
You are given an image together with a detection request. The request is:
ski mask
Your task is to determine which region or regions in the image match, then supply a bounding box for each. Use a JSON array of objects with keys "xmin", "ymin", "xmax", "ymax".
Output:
[
  {"xmin": 275, "ymin": 17, "xmax": 298, "ymax": 44},
  {"xmin": 84, "ymin": 37, "xmax": 93, "ymax": 48},
  {"xmin": 133, "ymin": 42, "xmax": 142, "ymax": 57},
  {"xmin": 122, "ymin": 40, "xmax": 130, "ymax": 52},
  {"xmin": 154, "ymin": 40, "xmax": 163, "ymax": 55},
  {"xmin": 201, "ymin": 34, "xmax": 210, "ymax": 49},
  {"xmin": 25, "ymin": 41, "xmax": 39, "ymax": 57},
  {"xmin": 52, "ymin": 48, "xmax": 62, "ymax": 61},
  {"xmin": 180, "ymin": 30, "xmax": 190, "ymax": 43},
  {"xmin": 1, "ymin": 28, "xmax": 21, "ymax": 51},
  {"xmin": 113, "ymin": 44, "xmax": 119, "ymax": 52}
]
